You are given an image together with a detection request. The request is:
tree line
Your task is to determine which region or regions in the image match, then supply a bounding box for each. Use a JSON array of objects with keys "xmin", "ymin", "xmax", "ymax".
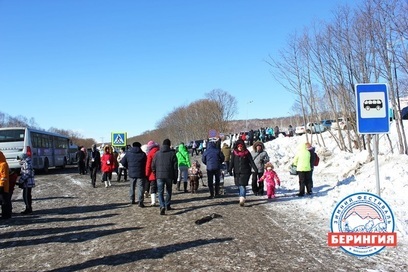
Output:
[{"xmin": 267, "ymin": 0, "xmax": 408, "ymax": 156}]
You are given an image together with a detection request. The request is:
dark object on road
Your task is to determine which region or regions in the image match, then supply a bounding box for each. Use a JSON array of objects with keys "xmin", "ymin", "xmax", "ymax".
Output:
[{"xmin": 195, "ymin": 213, "xmax": 222, "ymax": 225}]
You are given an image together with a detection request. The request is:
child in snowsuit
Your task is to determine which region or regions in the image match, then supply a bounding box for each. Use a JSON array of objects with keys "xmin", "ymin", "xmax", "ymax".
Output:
[
  {"xmin": 188, "ymin": 160, "xmax": 203, "ymax": 194},
  {"xmin": 258, "ymin": 162, "xmax": 281, "ymax": 199}
]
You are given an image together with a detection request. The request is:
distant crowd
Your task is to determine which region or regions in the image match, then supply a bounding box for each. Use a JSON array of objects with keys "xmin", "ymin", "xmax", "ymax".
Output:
[{"xmin": 0, "ymin": 130, "xmax": 317, "ymax": 219}]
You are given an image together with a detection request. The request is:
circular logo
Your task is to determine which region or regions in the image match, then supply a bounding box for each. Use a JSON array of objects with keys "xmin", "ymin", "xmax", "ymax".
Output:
[{"xmin": 330, "ymin": 192, "xmax": 395, "ymax": 257}]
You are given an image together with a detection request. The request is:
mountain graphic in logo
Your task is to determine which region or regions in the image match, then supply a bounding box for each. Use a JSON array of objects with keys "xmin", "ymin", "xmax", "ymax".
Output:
[{"xmin": 343, "ymin": 206, "xmax": 386, "ymax": 232}]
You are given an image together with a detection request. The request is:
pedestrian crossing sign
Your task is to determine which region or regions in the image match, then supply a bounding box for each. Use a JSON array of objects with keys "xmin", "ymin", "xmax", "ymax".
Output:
[{"xmin": 111, "ymin": 132, "xmax": 127, "ymax": 147}]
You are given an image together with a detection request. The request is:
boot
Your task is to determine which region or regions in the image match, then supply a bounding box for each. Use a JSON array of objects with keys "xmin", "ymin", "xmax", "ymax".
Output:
[
  {"xmin": 108, "ymin": 180, "xmax": 112, "ymax": 187},
  {"xmin": 183, "ymin": 182, "xmax": 188, "ymax": 193},
  {"xmin": 239, "ymin": 197, "xmax": 245, "ymax": 207},
  {"xmin": 150, "ymin": 193, "xmax": 156, "ymax": 206},
  {"xmin": 105, "ymin": 181, "xmax": 108, "ymax": 188},
  {"xmin": 177, "ymin": 180, "xmax": 181, "ymax": 191}
]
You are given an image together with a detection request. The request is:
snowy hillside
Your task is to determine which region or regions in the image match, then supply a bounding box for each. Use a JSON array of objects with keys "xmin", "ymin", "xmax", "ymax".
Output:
[{"xmin": 258, "ymin": 120, "xmax": 408, "ymax": 246}]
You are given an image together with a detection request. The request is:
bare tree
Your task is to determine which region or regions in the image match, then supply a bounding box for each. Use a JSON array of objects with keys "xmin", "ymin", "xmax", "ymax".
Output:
[
  {"xmin": 205, "ymin": 89, "xmax": 238, "ymax": 133},
  {"xmin": 365, "ymin": 0, "xmax": 408, "ymax": 154},
  {"xmin": 266, "ymin": 33, "xmax": 309, "ymax": 136}
]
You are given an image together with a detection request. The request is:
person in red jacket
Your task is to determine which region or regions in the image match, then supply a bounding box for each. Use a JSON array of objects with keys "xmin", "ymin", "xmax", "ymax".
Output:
[
  {"xmin": 101, "ymin": 145, "xmax": 115, "ymax": 188},
  {"xmin": 145, "ymin": 141, "xmax": 160, "ymax": 206}
]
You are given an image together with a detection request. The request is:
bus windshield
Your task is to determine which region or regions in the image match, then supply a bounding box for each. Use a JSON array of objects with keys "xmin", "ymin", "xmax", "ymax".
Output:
[{"xmin": 0, "ymin": 129, "xmax": 25, "ymax": 143}]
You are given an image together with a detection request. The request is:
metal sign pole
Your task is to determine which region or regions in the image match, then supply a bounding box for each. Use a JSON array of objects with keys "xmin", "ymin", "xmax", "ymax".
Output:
[{"xmin": 374, "ymin": 134, "xmax": 381, "ymax": 196}]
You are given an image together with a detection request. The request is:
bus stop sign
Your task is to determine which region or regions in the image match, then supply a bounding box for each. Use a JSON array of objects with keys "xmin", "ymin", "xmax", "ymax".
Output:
[{"xmin": 355, "ymin": 83, "xmax": 390, "ymax": 134}]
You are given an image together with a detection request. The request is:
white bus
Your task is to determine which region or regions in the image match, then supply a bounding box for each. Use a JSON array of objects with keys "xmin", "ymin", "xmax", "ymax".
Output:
[{"xmin": 0, "ymin": 127, "xmax": 70, "ymax": 173}]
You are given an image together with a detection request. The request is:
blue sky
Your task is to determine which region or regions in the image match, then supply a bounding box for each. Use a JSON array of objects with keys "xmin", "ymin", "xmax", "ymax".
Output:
[{"xmin": 0, "ymin": 0, "xmax": 356, "ymax": 141}]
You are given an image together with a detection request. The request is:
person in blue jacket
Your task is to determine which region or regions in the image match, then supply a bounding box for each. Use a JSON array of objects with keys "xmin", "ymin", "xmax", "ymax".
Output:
[{"xmin": 202, "ymin": 141, "xmax": 225, "ymax": 198}]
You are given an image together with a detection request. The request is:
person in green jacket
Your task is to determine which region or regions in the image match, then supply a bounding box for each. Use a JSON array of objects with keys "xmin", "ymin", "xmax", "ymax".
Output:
[
  {"xmin": 292, "ymin": 142, "xmax": 312, "ymax": 196},
  {"xmin": 176, "ymin": 143, "xmax": 191, "ymax": 192}
]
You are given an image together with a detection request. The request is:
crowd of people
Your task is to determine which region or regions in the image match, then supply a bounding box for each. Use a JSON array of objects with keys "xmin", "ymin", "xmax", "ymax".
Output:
[
  {"xmin": 0, "ymin": 135, "xmax": 317, "ymax": 218},
  {"xmin": 226, "ymin": 125, "xmax": 295, "ymax": 148}
]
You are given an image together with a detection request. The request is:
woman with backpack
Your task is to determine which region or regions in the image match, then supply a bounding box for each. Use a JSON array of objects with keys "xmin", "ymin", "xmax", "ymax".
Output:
[{"xmin": 306, "ymin": 142, "xmax": 318, "ymax": 190}]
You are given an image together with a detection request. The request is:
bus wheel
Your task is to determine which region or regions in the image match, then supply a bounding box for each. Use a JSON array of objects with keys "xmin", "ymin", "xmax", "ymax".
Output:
[{"xmin": 43, "ymin": 158, "xmax": 49, "ymax": 174}]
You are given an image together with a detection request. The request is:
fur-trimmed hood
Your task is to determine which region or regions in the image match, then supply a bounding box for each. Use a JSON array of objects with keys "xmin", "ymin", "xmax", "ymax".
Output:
[{"xmin": 252, "ymin": 141, "xmax": 265, "ymax": 150}]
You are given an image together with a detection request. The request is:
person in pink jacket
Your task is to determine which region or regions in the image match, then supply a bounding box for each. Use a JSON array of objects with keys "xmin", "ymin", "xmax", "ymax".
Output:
[{"xmin": 258, "ymin": 162, "xmax": 281, "ymax": 199}]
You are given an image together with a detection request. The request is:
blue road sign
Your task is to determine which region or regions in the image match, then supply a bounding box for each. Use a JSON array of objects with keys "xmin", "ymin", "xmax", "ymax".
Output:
[
  {"xmin": 355, "ymin": 83, "xmax": 390, "ymax": 134},
  {"xmin": 111, "ymin": 132, "xmax": 127, "ymax": 146}
]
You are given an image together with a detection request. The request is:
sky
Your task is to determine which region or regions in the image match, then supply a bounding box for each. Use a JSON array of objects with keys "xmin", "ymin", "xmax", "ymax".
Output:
[{"xmin": 0, "ymin": 0, "xmax": 357, "ymax": 142}]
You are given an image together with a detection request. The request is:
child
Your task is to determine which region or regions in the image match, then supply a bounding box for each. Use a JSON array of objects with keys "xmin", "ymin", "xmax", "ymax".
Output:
[
  {"xmin": 188, "ymin": 160, "xmax": 203, "ymax": 194},
  {"xmin": 258, "ymin": 162, "xmax": 281, "ymax": 199},
  {"xmin": 19, "ymin": 154, "xmax": 35, "ymax": 214}
]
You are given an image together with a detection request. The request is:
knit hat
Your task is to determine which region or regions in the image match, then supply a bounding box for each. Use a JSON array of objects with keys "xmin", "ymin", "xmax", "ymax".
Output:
[
  {"xmin": 147, "ymin": 140, "xmax": 158, "ymax": 151},
  {"xmin": 132, "ymin": 142, "xmax": 142, "ymax": 147},
  {"xmin": 163, "ymin": 138, "xmax": 171, "ymax": 146},
  {"xmin": 147, "ymin": 140, "xmax": 155, "ymax": 147}
]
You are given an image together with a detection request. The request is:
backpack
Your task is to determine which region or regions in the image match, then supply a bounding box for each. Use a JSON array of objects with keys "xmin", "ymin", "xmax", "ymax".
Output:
[{"xmin": 313, "ymin": 154, "xmax": 320, "ymax": 167}]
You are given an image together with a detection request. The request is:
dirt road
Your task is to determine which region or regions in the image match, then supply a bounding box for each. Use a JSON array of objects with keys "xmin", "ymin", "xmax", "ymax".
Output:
[{"xmin": 0, "ymin": 165, "xmax": 405, "ymax": 272}]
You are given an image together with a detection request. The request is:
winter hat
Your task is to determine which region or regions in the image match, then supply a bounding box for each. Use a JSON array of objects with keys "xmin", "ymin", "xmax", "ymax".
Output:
[
  {"xmin": 132, "ymin": 142, "xmax": 142, "ymax": 147},
  {"xmin": 236, "ymin": 139, "xmax": 245, "ymax": 148},
  {"xmin": 147, "ymin": 140, "xmax": 155, "ymax": 147},
  {"xmin": 163, "ymin": 138, "xmax": 171, "ymax": 146},
  {"xmin": 147, "ymin": 140, "xmax": 158, "ymax": 151}
]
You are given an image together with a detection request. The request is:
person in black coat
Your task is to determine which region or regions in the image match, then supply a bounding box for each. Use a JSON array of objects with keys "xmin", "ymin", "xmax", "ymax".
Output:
[
  {"xmin": 202, "ymin": 141, "xmax": 224, "ymax": 198},
  {"xmin": 76, "ymin": 146, "xmax": 86, "ymax": 175},
  {"xmin": 120, "ymin": 142, "xmax": 147, "ymax": 207},
  {"xmin": 228, "ymin": 139, "xmax": 258, "ymax": 206},
  {"xmin": 152, "ymin": 138, "xmax": 178, "ymax": 215},
  {"xmin": 87, "ymin": 144, "xmax": 101, "ymax": 188}
]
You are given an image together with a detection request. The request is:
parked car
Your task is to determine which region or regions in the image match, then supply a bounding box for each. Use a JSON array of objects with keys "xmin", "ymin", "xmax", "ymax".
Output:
[
  {"xmin": 305, "ymin": 122, "xmax": 326, "ymax": 134},
  {"xmin": 295, "ymin": 125, "xmax": 306, "ymax": 135},
  {"xmin": 332, "ymin": 117, "xmax": 350, "ymax": 130},
  {"xmin": 320, "ymin": 119, "xmax": 334, "ymax": 130}
]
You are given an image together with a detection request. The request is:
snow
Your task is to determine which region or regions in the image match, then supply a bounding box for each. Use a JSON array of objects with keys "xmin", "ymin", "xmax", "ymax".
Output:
[{"xmin": 258, "ymin": 120, "xmax": 408, "ymax": 247}]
